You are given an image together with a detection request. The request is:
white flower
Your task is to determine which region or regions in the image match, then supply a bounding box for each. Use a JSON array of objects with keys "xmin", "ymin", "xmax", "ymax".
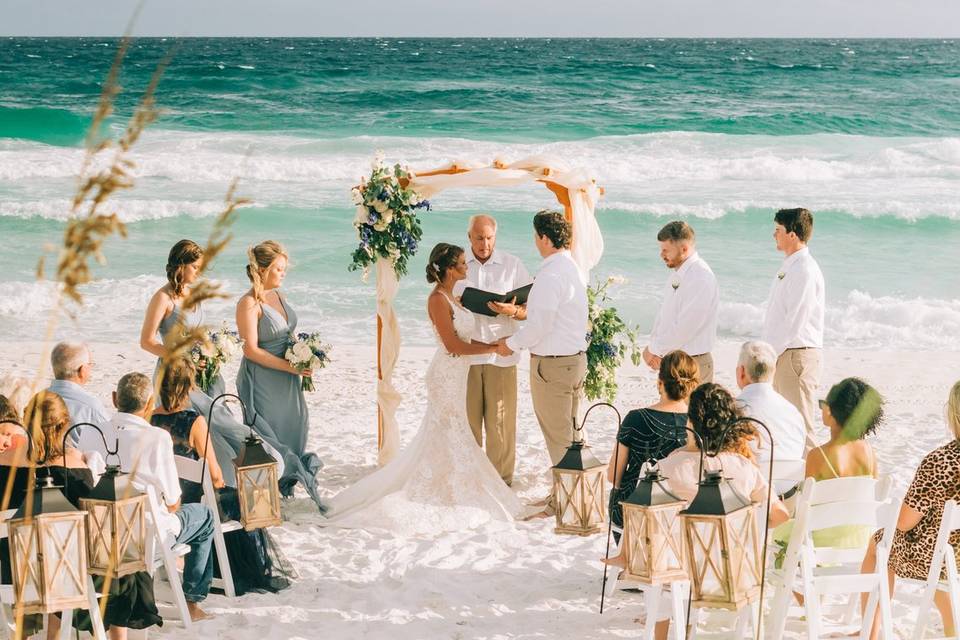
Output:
[
  {"xmin": 373, "ymin": 200, "xmax": 387, "ymax": 214},
  {"xmin": 373, "ymin": 219, "xmax": 389, "ymax": 232},
  {"xmin": 354, "ymin": 205, "xmax": 368, "ymax": 224},
  {"xmin": 372, "ymin": 150, "xmax": 385, "ymax": 170},
  {"xmin": 777, "ymin": 271, "xmax": 786, "ymax": 280},
  {"xmin": 200, "ymin": 341, "xmax": 217, "ymax": 358},
  {"xmin": 606, "ymin": 275, "xmax": 627, "ymax": 286},
  {"xmin": 291, "ymin": 341, "xmax": 313, "ymax": 363},
  {"xmin": 381, "ymin": 208, "xmax": 394, "ymax": 224},
  {"xmin": 350, "ymin": 187, "xmax": 363, "ymax": 205},
  {"xmin": 671, "ymin": 279, "xmax": 680, "ymax": 290},
  {"xmin": 310, "ymin": 356, "xmax": 323, "ymax": 370}
]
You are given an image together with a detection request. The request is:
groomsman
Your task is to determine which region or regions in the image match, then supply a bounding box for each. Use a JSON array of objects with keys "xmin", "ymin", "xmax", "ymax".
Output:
[
  {"xmin": 762, "ymin": 207, "xmax": 825, "ymax": 447},
  {"xmin": 642, "ymin": 221, "xmax": 719, "ymax": 382},
  {"xmin": 498, "ymin": 210, "xmax": 588, "ymax": 511},
  {"xmin": 453, "ymin": 214, "xmax": 532, "ymax": 486}
]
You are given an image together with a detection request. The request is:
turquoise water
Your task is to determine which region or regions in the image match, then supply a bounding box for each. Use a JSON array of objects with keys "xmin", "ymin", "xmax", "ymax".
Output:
[{"xmin": 1, "ymin": 38, "xmax": 959, "ymax": 348}]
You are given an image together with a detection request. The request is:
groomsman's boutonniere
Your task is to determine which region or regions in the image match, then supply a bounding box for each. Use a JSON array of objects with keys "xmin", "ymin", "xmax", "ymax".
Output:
[
  {"xmin": 777, "ymin": 271, "xmax": 786, "ymax": 280},
  {"xmin": 671, "ymin": 279, "xmax": 680, "ymax": 291}
]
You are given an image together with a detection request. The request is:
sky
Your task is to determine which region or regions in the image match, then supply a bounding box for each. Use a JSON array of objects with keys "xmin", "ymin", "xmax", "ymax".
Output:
[{"xmin": 3, "ymin": 0, "xmax": 960, "ymax": 38}]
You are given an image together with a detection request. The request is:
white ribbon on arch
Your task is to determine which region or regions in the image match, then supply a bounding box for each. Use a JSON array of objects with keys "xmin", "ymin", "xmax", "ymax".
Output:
[{"xmin": 374, "ymin": 155, "xmax": 604, "ymax": 465}]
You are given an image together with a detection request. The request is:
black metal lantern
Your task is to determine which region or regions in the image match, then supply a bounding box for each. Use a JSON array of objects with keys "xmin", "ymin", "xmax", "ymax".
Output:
[
  {"xmin": 552, "ymin": 404, "xmax": 614, "ymax": 536},
  {"xmin": 205, "ymin": 394, "xmax": 282, "ymax": 531},
  {"xmin": 620, "ymin": 465, "xmax": 687, "ymax": 585}
]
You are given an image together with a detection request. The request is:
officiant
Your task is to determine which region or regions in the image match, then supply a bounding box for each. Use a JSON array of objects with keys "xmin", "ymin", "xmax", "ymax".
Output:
[{"xmin": 453, "ymin": 214, "xmax": 532, "ymax": 486}]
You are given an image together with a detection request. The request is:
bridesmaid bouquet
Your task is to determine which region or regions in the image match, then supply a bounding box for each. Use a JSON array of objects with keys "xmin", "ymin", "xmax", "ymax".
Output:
[
  {"xmin": 285, "ymin": 332, "xmax": 331, "ymax": 391},
  {"xmin": 191, "ymin": 325, "xmax": 244, "ymax": 394},
  {"xmin": 585, "ymin": 275, "xmax": 641, "ymax": 402}
]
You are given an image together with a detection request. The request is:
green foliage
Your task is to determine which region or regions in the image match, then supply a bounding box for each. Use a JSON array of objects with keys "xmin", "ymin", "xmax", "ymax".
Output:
[{"xmin": 585, "ymin": 275, "xmax": 641, "ymax": 402}]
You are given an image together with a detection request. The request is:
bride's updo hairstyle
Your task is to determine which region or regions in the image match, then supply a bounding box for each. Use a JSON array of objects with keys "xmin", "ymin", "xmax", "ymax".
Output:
[
  {"xmin": 247, "ymin": 240, "xmax": 288, "ymax": 302},
  {"xmin": 659, "ymin": 350, "xmax": 700, "ymax": 401},
  {"xmin": 166, "ymin": 239, "xmax": 203, "ymax": 297},
  {"xmin": 425, "ymin": 243, "xmax": 463, "ymax": 284}
]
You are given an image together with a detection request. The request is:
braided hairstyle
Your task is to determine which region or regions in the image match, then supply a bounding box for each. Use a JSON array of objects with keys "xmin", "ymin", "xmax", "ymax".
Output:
[
  {"xmin": 688, "ymin": 382, "xmax": 755, "ymax": 459},
  {"xmin": 166, "ymin": 239, "xmax": 203, "ymax": 297},
  {"xmin": 425, "ymin": 243, "xmax": 464, "ymax": 284},
  {"xmin": 246, "ymin": 240, "xmax": 288, "ymax": 302}
]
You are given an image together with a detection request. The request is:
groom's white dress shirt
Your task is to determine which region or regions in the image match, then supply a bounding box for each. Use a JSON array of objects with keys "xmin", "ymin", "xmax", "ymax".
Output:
[
  {"xmin": 762, "ymin": 247, "xmax": 825, "ymax": 355},
  {"xmin": 648, "ymin": 251, "xmax": 719, "ymax": 358},
  {"xmin": 506, "ymin": 250, "xmax": 587, "ymax": 357},
  {"xmin": 453, "ymin": 248, "xmax": 531, "ymax": 367}
]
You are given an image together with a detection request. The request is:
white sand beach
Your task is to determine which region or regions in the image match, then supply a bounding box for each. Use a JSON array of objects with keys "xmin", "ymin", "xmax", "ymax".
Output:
[{"xmin": 2, "ymin": 339, "xmax": 957, "ymax": 639}]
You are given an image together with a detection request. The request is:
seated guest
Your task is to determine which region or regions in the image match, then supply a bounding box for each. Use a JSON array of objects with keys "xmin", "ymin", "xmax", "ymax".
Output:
[
  {"xmin": 772, "ymin": 377, "xmax": 883, "ymax": 570},
  {"xmin": 861, "ymin": 381, "xmax": 960, "ymax": 640},
  {"xmin": 2, "ymin": 391, "xmax": 161, "ymax": 640},
  {"xmin": 735, "ymin": 341, "xmax": 806, "ymax": 494},
  {"xmin": 636, "ymin": 383, "xmax": 789, "ymax": 640},
  {"xmin": 607, "ymin": 350, "xmax": 697, "ymax": 538},
  {"xmin": 48, "ymin": 341, "xmax": 115, "ymax": 456},
  {"xmin": 151, "ymin": 359, "xmax": 290, "ymax": 594},
  {"xmin": 110, "ymin": 372, "xmax": 216, "ymax": 621},
  {"xmin": 659, "ymin": 383, "xmax": 789, "ymax": 523}
]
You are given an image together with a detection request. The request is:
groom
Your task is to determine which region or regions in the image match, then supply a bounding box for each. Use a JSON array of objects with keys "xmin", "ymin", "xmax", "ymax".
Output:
[{"xmin": 497, "ymin": 210, "xmax": 588, "ymax": 512}]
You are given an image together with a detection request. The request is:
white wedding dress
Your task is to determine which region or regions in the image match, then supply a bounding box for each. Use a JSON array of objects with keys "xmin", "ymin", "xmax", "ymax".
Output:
[{"xmin": 321, "ymin": 291, "xmax": 524, "ymax": 536}]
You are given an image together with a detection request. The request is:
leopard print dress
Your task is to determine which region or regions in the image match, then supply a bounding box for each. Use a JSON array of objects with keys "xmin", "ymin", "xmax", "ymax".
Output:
[{"xmin": 873, "ymin": 440, "xmax": 960, "ymax": 580}]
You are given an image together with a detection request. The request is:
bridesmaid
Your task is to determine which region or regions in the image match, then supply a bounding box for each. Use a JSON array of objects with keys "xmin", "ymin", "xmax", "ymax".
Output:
[
  {"xmin": 236, "ymin": 240, "xmax": 324, "ymax": 510},
  {"xmin": 140, "ymin": 239, "xmax": 267, "ymax": 487}
]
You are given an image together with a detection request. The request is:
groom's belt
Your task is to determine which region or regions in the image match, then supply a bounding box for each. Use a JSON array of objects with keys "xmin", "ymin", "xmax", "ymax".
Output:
[{"xmin": 531, "ymin": 351, "xmax": 586, "ymax": 359}]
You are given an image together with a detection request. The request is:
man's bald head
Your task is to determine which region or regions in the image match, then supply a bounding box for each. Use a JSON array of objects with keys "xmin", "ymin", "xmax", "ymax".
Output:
[{"xmin": 467, "ymin": 214, "xmax": 498, "ymax": 263}]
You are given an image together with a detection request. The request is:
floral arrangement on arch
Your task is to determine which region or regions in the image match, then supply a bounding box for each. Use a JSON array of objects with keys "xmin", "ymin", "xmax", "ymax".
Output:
[
  {"xmin": 585, "ymin": 275, "xmax": 641, "ymax": 402},
  {"xmin": 349, "ymin": 152, "xmax": 431, "ymax": 280}
]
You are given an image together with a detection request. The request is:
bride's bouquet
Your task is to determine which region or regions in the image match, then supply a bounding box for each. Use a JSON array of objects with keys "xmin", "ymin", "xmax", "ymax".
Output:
[
  {"xmin": 285, "ymin": 331, "xmax": 331, "ymax": 392},
  {"xmin": 191, "ymin": 325, "xmax": 244, "ymax": 394}
]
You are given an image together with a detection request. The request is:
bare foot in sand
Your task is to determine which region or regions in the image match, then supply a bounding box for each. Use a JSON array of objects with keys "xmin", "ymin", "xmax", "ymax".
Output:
[{"xmin": 187, "ymin": 602, "xmax": 214, "ymax": 621}]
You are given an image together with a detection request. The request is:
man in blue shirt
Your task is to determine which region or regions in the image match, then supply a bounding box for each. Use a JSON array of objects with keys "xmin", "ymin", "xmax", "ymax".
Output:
[{"xmin": 47, "ymin": 341, "xmax": 114, "ymax": 455}]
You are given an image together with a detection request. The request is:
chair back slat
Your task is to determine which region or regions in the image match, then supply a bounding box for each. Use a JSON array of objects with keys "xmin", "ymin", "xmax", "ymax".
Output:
[
  {"xmin": 805, "ymin": 499, "xmax": 882, "ymax": 531},
  {"xmin": 808, "ymin": 476, "xmax": 877, "ymax": 505}
]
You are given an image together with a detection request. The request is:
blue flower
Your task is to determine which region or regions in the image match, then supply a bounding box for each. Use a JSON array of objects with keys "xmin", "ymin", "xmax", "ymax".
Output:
[
  {"xmin": 297, "ymin": 332, "xmax": 310, "ymax": 341},
  {"xmin": 367, "ymin": 212, "xmax": 379, "ymax": 224},
  {"xmin": 412, "ymin": 199, "xmax": 431, "ymax": 211}
]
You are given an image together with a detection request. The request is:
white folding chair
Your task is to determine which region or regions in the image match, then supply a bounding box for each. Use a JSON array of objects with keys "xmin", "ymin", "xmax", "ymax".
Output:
[
  {"xmin": 767, "ymin": 476, "xmax": 899, "ymax": 640},
  {"xmin": 173, "ymin": 455, "xmax": 243, "ymax": 599},
  {"xmin": 604, "ymin": 524, "xmax": 690, "ymax": 640},
  {"xmin": 900, "ymin": 499, "xmax": 960, "ymax": 640},
  {"xmin": 0, "ymin": 508, "xmax": 106, "ymax": 640},
  {"xmin": 143, "ymin": 485, "xmax": 192, "ymax": 629}
]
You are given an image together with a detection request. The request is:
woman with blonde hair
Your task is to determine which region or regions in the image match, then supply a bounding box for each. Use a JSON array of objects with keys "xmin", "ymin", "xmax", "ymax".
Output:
[
  {"xmin": 140, "ymin": 239, "xmax": 258, "ymax": 488},
  {"xmin": 236, "ymin": 240, "xmax": 324, "ymax": 509},
  {"xmin": 860, "ymin": 381, "xmax": 960, "ymax": 639}
]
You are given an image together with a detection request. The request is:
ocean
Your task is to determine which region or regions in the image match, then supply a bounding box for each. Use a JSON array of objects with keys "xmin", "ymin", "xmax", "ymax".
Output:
[{"xmin": 1, "ymin": 37, "xmax": 959, "ymax": 349}]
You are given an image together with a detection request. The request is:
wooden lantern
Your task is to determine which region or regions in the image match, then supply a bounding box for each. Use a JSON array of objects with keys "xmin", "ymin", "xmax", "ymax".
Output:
[
  {"xmin": 552, "ymin": 437, "xmax": 606, "ymax": 536},
  {"xmin": 680, "ymin": 470, "xmax": 762, "ymax": 610},
  {"xmin": 8, "ymin": 475, "xmax": 89, "ymax": 615},
  {"xmin": 80, "ymin": 465, "xmax": 148, "ymax": 577},
  {"xmin": 620, "ymin": 467, "xmax": 687, "ymax": 585},
  {"xmin": 234, "ymin": 434, "xmax": 282, "ymax": 531}
]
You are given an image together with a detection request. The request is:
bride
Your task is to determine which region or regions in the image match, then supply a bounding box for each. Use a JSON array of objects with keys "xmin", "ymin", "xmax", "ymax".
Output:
[{"xmin": 322, "ymin": 242, "xmax": 525, "ymax": 535}]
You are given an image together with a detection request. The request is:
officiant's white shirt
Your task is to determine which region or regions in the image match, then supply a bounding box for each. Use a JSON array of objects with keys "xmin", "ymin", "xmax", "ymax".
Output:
[
  {"xmin": 762, "ymin": 247, "xmax": 825, "ymax": 355},
  {"xmin": 648, "ymin": 251, "xmax": 719, "ymax": 358},
  {"xmin": 453, "ymin": 248, "xmax": 532, "ymax": 367},
  {"xmin": 506, "ymin": 250, "xmax": 588, "ymax": 356}
]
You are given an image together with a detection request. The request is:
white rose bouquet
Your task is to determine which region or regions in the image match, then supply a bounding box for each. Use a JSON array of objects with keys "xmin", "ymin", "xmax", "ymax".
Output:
[
  {"xmin": 285, "ymin": 331, "xmax": 331, "ymax": 392},
  {"xmin": 190, "ymin": 325, "xmax": 244, "ymax": 394}
]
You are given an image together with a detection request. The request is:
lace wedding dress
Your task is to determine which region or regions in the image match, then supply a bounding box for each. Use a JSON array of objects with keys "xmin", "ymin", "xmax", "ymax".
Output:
[{"xmin": 322, "ymin": 291, "xmax": 524, "ymax": 536}]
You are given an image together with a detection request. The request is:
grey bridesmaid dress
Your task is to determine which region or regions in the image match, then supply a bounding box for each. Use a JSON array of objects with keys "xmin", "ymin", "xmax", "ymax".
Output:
[
  {"xmin": 236, "ymin": 293, "xmax": 325, "ymax": 511},
  {"xmin": 156, "ymin": 303, "xmax": 255, "ymax": 486}
]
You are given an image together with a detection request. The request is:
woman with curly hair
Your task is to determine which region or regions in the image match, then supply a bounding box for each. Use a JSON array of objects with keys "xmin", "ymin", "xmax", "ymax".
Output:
[{"xmin": 658, "ymin": 382, "xmax": 789, "ymax": 524}]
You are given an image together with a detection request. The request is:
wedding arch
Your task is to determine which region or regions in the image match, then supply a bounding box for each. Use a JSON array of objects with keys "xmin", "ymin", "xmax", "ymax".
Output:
[{"xmin": 359, "ymin": 155, "xmax": 605, "ymax": 464}]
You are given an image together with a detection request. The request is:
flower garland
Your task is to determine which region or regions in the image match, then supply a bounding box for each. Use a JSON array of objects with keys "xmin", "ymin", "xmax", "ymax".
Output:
[
  {"xmin": 349, "ymin": 152, "xmax": 430, "ymax": 280},
  {"xmin": 585, "ymin": 275, "xmax": 641, "ymax": 402}
]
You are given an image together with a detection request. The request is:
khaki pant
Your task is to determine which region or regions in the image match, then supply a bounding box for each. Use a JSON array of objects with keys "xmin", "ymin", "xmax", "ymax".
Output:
[
  {"xmin": 774, "ymin": 348, "xmax": 822, "ymax": 449},
  {"xmin": 691, "ymin": 352, "xmax": 714, "ymax": 384},
  {"xmin": 466, "ymin": 364, "xmax": 518, "ymax": 485},
  {"xmin": 530, "ymin": 353, "xmax": 589, "ymax": 467}
]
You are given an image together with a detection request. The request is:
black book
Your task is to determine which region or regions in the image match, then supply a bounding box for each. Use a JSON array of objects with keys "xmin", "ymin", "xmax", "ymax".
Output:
[{"xmin": 460, "ymin": 283, "xmax": 533, "ymax": 317}]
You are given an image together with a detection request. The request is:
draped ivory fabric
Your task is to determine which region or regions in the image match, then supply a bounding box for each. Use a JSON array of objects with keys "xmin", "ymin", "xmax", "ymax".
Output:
[
  {"xmin": 374, "ymin": 155, "xmax": 603, "ymax": 464},
  {"xmin": 375, "ymin": 259, "xmax": 402, "ymax": 464}
]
